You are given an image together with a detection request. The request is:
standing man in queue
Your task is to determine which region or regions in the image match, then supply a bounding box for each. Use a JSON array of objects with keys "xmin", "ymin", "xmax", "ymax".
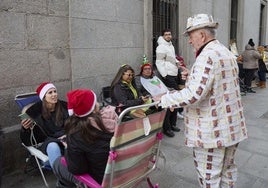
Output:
[{"xmin": 155, "ymin": 29, "xmax": 181, "ymax": 137}]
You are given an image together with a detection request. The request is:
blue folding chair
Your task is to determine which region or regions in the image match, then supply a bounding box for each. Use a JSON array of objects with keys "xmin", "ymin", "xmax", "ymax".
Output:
[
  {"xmin": 15, "ymin": 92, "xmax": 40, "ymax": 110},
  {"xmin": 15, "ymin": 92, "xmax": 50, "ymax": 187}
]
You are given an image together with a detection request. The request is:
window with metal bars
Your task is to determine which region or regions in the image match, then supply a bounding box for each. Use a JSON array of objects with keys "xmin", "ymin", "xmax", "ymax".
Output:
[
  {"xmin": 152, "ymin": 0, "xmax": 178, "ymax": 64},
  {"xmin": 230, "ymin": 0, "xmax": 238, "ymax": 42}
]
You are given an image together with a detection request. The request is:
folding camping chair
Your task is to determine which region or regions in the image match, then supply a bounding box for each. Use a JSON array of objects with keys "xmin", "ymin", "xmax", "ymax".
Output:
[
  {"xmin": 15, "ymin": 92, "xmax": 50, "ymax": 187},
  {"xmin": 100, "ymin": 86, "xmax": 112, "ymax": 106},
  {"xmin": 61, "ymin": 101, "xmax": 166, "ymax": 188}
]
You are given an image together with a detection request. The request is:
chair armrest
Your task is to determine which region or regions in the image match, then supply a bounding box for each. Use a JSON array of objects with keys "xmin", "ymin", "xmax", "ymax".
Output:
[
  {"xmin": 22, "ymin": 144, "xmax": 49, "ymax": 163},
  {"xmin": 75, "ymin": 174, "xmax": 102, "ymax": 188},
  {"xmin": 60, "ymin": 157, "xmax": 102, "ymax": 188}
]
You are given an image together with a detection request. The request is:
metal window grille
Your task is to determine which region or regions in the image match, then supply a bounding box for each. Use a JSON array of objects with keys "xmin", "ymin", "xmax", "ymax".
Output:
[
  {"xmin": 152, "ymin": 0, "xmax": 178, "ymax": 64},
  {"xmin": 230, "ymin": 0, "xmax": 238, "ymax": 41}
]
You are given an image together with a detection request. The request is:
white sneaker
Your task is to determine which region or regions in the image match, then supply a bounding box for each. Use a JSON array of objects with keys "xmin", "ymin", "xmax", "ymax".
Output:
[{"xmin": 177, "ymin": 112, "xmax": 184, "ymax": 119}]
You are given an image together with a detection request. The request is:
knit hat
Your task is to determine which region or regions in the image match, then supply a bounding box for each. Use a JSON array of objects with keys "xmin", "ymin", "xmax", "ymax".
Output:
[
  {"xmin": 248, "ymin": 38, "xmax": 255, "ymax": 47},
  {"xmin": 67, "ymin": 89, "xmax": 97, "ymax": 117},
  {"xmin": 36, "ymin": 82, "xmax": 56, "ymax": 100},
  {"xmin": 140, "ymin": 55, "xmax": 152, "ymax": 73}
]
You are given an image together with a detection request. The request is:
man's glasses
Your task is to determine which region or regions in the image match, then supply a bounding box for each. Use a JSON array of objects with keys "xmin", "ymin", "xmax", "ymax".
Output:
[
  {"xmin": 164, "ymin": 33, "xmax": 172, "ymax": 36},
  {"xmin": 123, "ymin": 73, "xmax": 134, "ymax": 77}
]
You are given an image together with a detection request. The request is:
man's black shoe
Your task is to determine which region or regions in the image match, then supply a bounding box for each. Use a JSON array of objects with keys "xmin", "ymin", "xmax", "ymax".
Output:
[
  {"xmin": 247, "ymin": 88, "xmax": 256, "ymax": 93},
  {"xmin": 171, "ymin": 126, "xmax": 180, "ymax": 132},
  {"xmin": 164, "ymin": 130, "xmax": 175, "ymax": 137}
]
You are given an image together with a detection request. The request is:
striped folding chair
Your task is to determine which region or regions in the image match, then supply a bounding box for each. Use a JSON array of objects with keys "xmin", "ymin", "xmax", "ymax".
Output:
[{"xmin": 71, "ymin": 102, "xmax": 166, "ymax": 188}]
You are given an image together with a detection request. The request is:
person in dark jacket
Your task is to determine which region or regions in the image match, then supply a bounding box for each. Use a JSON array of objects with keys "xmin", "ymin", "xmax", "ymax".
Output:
[
  {"xmin": 257, "ymin": 45, "xmax": 268, "ymax": 88},
  {"xmin": 241, "ymin": 39, "xmax": 262, "ymax": 93},
  {"xmin": 20, "ymin": 82, "xmax": 69, "ymax": 168},
  {"xmin": 53, "ymin": 89, "xmax": 116, "ymax": 187},
  {"xmin": 110, "ymin": 64, "xmax": 149, "ymax": 117}
]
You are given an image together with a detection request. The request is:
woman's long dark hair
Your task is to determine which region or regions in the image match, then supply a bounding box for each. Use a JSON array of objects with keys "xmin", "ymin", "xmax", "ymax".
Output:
[
  {"xmin": 110, "ymin": 64, "xmax": 135, "ymax": 90},
  {"xmin": 42, "ymin": 99, "xmax": 64, "ymax": 127},
  {"xmin": 65, "ymin": 112, "xmax": 109, "ymax": 144}
]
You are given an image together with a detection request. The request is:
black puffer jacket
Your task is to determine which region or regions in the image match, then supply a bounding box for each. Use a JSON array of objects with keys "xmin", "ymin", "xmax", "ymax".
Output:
[
  {"xmin": 258, "ymin": 58, "xmax": 268, "ymax": 72},
  {"xmin": 20, "ymin": 100, "xmax": 68, "ymax": 153},
  {"xmin": 135, "ymin": 75, "xmax": 151, "ymax": 96},
  {"xmin": 66, "ymin": 128, "xmax": 113, "ymax": 184},
  {"xmin": 111, "ymin": 81, "xmax": 143, "ymax": 113}
]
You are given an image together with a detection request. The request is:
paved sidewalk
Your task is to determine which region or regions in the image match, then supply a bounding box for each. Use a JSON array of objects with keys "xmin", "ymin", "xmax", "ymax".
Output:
[{"xmin": 3, "ymin": 87, "xmax": 268, "ymax": 188}]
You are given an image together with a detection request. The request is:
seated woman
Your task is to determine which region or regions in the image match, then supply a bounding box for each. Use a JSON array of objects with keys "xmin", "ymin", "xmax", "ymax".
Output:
[
  {"xmin": 20, "ymin": 82, "xmax": 69, "ymax": 168},
  {"xmin": 110, "ymin": 64, "xmax": 149, "ymax": 117},
  {"xmin": 135, "ymin": 62, "xmax": 180, "ymax": 138},
  {"xmin": 53, "ymin": 89, "xmax": 117, "ymax": 187}
]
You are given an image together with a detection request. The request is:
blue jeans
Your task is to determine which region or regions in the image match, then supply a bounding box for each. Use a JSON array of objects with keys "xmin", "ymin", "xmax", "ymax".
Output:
[
  {"xmin": 258, "ymin": 70, "xmax": 266, "ymax": 81},
  {"xmin": 46, "ymin": 142, "xmax": 62, "ymax": 169}
]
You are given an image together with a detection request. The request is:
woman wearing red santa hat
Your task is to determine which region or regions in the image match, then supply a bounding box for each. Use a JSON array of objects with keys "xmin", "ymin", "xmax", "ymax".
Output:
[
  {"xmin": 53, "ymin": 89, "xmax": 116, "ymax": 187},
  {"xmin": 20, "ymin": 82, "xmax": 69, "ymax": 169}
]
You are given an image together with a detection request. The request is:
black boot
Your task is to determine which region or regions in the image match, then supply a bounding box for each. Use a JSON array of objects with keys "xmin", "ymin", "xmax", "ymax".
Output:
[
  {"xmin": 247, "ymin": 88, "xmax": 256, "ymax": 93},
  {"xmin": 163, "ymin": 130, "xmax": 175, "ymax": 137},
  {"xmin": 171, "ymin": 126, "xmax": 180, "ymax": 132}
]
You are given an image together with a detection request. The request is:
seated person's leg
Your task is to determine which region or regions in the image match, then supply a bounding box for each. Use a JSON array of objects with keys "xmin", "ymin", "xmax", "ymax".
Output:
[
  {"xmin": 53, "ymin": 157, "xmax": 79, "ymax": 188},
  {"xmin": 46, "ymin": 142, "xmax": 62, "ymax": 168}
]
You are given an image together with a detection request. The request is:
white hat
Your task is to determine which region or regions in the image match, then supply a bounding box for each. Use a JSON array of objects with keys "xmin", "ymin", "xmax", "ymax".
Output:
[{"xmin": 184, "ymin": 14, "xmax": 218, "ymax": 36}]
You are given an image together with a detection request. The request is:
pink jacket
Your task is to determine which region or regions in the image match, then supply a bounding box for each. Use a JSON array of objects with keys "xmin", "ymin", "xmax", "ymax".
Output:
[
  {"xmin": 100, "ymin": 105, "xmax": 118, "ymax": 133},
  {"xmin": 89, "ymin": 105, "xmax": 118, "ymax": 133}
]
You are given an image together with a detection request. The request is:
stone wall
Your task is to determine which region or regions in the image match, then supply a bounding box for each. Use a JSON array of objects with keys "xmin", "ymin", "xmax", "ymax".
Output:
[
  {"xmin": 68, "ymin": 0, "xmax": 145, "ymax": 93},
  {"xmin": 0, "ymin": 0, "xmax": 145, "ymax": 174},
  {"xmin": 0, "ymin": 0, "xmax": 72, "ymax": 174}
]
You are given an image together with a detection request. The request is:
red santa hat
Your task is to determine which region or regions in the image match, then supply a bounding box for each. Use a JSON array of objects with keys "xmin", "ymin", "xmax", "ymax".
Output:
[
  {"xmin": 36, "ymin": 82, "xmax": 56, "ymax": 100},
  {"xmin": 141, "ymin": 63, "xmax": 151, "ymax": 70},
  {"xmin": 67, "ymin": 89, "xmax": 97, "ymax": 117},
  {"xmin": 140, "ymin": 55, "xmax": 152, "ymax": 74}
]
